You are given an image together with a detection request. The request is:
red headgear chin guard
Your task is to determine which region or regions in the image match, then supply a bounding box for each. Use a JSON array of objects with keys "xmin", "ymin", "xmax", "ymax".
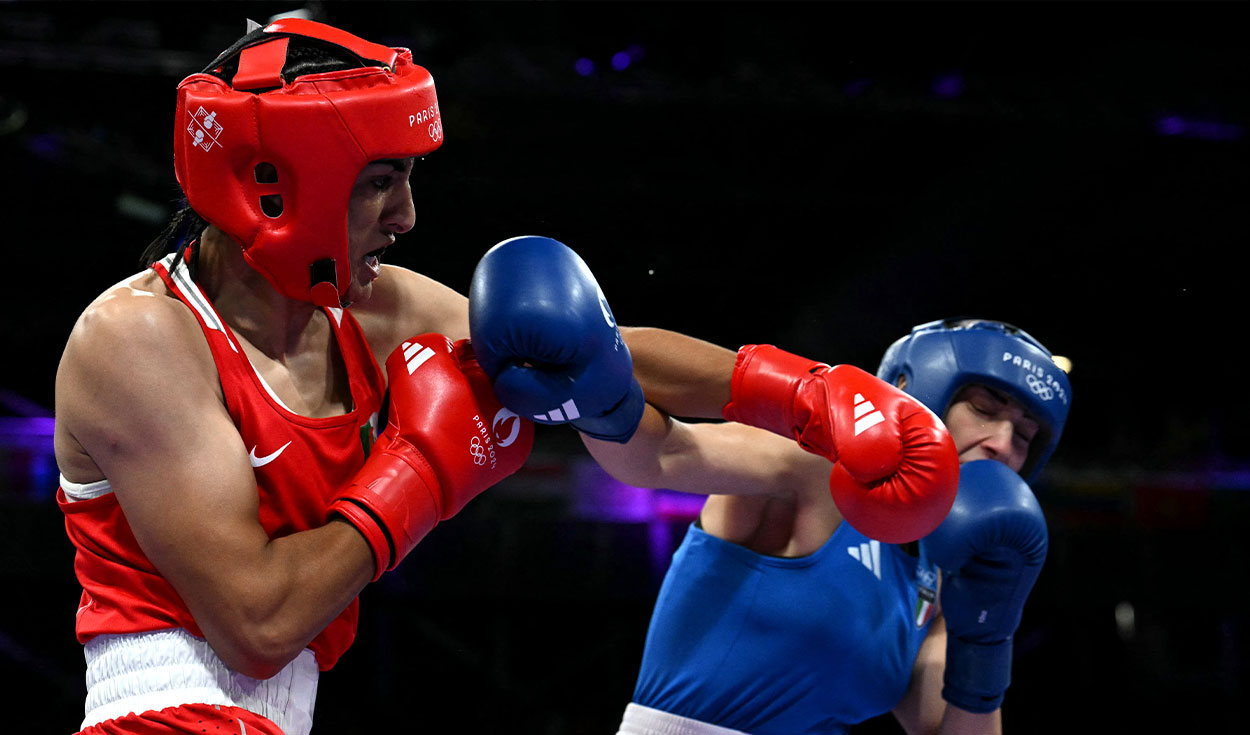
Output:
[{"xmin": 173, "ymin": 18, "xmax": 443, "ymax": 307}]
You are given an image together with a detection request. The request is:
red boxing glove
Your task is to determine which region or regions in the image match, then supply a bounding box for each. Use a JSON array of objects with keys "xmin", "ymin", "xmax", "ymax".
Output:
[
  {"xmin": 722, "ymin": 344, "xmax": 958, "ymax": 544},
  {"xmin": 330, "ymin": 335, "xmax": 534, "ymax": 580}
]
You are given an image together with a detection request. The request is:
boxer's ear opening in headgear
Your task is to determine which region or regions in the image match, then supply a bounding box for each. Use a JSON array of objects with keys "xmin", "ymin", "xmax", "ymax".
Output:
[
  {"xmin": 259, "ymin": 195, "xmax": 283, "ymax": 218},
  {"xmin": 254, "ymin": 163, "xmax": 283, "ymax": 217},
  {"xmin": 254, "ymin": 163, "xmax": 278, "ymax": 183}
]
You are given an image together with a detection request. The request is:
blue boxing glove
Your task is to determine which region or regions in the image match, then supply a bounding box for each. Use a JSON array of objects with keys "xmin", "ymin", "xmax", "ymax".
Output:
[
  {"xmin": 922, "ymin": 459, "xmax": 1048, "ymax": 714},
  {"xmin": 468, "ymin": 236, "xmax": 644, "ymax": 443}
]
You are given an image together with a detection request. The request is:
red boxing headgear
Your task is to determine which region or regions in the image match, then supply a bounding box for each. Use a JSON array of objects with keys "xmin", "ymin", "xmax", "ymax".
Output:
[{"xmin": 173, "ymin": 19, "xmax": 443, "ymax": 307}]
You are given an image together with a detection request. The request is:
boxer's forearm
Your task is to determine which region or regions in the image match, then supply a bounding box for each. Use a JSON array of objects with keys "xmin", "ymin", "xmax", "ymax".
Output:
[{"xmin": 620, "ymin": 326, "xmax": 735, "ymax": 419}]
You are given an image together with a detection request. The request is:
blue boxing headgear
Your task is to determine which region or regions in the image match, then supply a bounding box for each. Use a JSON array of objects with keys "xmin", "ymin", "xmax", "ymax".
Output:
[{"xmin": 876, "ymin": 319, "xmax": 1071, "ymax": 482}]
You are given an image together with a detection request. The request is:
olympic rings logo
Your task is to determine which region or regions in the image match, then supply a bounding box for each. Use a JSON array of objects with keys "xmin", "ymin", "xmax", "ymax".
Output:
[
  {"xmin": 428, "ymin": 119, "xmax": 443, "ymax": 143},
  {"xmin": 1026, "ymin": 374, "xmax": 1054, "ymax": 401},
  {"xmin": 469, "ymin": 436, "xmax": 487, "ymax": 465}
]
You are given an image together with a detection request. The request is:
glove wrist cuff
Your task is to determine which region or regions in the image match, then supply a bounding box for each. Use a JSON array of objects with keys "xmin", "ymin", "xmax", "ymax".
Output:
[
  {"xmin": 571, "ymin": 378, "xmax": 646, "ymax": 443},
  {"xmin": 943, "ymin": 636, "xmax": 1013, "ymax": 714},
  {"xmin": 330, "ymin": 442, "xmax": 442, "ymax": 581},
  {"xmin": 722, "ymin": 345, "xmax": 823, "ymax": 439},
  {"xmin": 327, "ymin": 499, "xmax": 390, "ymax": 582}
]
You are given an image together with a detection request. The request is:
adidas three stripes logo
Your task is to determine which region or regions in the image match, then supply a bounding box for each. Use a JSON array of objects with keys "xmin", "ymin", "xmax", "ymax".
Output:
[
  {"xmin": 537, "ymin": 399, "xmax": 581, "ymax": 423},
  {"xmin": 853, "ymin": 393, "xmax": 885, "ymax": 436},
  {"xmin": 848, "ymin": 539, "xmax": 882, "ymax": 579},
  {"xmin": 403, "ymin": 341, "xmax": 436, "ymax": 374}
]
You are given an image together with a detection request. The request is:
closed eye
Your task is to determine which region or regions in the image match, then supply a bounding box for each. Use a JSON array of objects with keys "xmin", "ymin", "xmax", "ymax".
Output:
[{"xmin": 969, "ymin": 399, "xmax": 998, "ymax": 417}]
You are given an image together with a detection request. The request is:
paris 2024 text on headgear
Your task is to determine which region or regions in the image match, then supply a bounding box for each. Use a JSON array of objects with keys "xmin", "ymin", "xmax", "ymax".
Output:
[{"xmin": 876, "ymin": 318, "xmax": 1072, "ymax": 482}]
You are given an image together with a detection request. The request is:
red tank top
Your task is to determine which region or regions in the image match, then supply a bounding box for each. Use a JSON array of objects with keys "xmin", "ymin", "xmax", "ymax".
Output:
[{"xmin": 58, "ymin": 254, "xmax": 386, "ymax": 671}]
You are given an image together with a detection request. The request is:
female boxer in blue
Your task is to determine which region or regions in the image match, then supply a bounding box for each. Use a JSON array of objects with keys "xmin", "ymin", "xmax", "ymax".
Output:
[{"xmin": 589, "ymin": 319, "xmax": 1069, "ymax": 735}]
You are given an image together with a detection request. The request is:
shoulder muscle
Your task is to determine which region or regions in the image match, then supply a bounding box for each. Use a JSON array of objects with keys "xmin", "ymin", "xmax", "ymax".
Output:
[
  {"xmin": 56, "ymin": 281, "xmax": 224, "ymax": 478},
  {"xmin": 352, "ymin": 265, "xmax": 468, "ymax": 361}
]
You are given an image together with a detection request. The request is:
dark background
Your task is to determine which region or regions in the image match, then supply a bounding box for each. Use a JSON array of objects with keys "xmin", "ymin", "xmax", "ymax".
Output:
[{"xmin": 2, "ymin": 1, "xmax": 1246, "ymax": 732}]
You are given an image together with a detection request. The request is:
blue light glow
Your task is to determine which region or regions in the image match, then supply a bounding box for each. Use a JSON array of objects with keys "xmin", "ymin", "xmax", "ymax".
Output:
[
  {"xmin": 932, "ymin": 73, "xmax": 964, "ymax": 98},
  {"xmin": 1155, "ymin": 115, "xmax": 1244, "ymax": 141}
]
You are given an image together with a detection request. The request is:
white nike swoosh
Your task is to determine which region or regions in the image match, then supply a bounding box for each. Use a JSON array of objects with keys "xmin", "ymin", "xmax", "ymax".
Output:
[{"xmin": 249, "ymin": 441, "xmax": 292, "ymax": 468}]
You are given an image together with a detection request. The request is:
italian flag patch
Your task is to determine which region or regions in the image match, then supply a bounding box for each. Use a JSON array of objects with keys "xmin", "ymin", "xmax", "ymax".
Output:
[
  {"xmin": 359, "ymin": 411, "xmax": 379, "ymax": 458},
  {"xmin": 914, "ymin": 585, "xmax": 937, "ymax": 628}
]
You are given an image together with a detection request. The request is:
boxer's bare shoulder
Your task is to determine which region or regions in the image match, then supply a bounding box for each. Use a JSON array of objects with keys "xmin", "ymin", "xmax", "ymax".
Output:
[{"xmin": 54, "ymin": 268, "xmax": 220, "ymax": 484}]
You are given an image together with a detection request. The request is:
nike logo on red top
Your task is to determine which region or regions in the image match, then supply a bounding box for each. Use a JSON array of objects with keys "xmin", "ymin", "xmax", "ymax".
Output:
[{"xmin": 249, "ymin": 441, "xmax": 292, "ymax": 468}]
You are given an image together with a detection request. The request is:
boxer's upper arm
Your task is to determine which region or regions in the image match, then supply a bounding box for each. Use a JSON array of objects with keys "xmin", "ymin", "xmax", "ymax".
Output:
[
  {"xmin": 893, "ymin": 615, "xmax": 948, "ymax": 735},
  {"xmin": 59, "ymin": 291, "xmax": 267, "ymax": 602},
  {"xmin": 583, "ymin": 405, "xmax": 829, "ymax": 500},
  {"xmin": 57, "ymin": 292, "xmax": 367, "ymax": 677}
]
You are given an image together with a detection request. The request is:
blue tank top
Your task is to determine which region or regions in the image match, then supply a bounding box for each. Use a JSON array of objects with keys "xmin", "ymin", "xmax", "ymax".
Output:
[{"xmin": 633, "ymin": 521, "xmax": 939, "ymax": 735}]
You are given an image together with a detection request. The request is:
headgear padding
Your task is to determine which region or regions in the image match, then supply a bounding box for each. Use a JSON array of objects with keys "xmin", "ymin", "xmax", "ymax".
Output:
[
  {"xmin": 173, "ymin": 18, "xmax": 443, "ymax": 307},
  {"xmin": 876, "ymin": 319, "xmax": 1071, "ymax": 482}
]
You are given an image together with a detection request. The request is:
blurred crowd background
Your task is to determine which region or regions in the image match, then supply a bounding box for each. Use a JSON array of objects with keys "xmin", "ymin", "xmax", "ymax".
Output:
[{"xmin": 1, "ymin": 2, "xmax": 1245, "ymax": 732}]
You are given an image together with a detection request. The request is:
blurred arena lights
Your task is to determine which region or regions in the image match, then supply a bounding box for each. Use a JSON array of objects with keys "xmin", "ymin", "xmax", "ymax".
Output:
[
  {"xmin": 572, "ymin": 458, "xmax": 704, "ymax": 524},
  {"xmin": 1114, "ymin": 601, "xmax": 1136, "ymax": 642},
  {"xmin": 0, "ymin": 97, "xmax": 28, "ymax": 136},
  {"xmin": 116, "ymin": 193, "xmax": 168, "ymax": 225},
  {"xmin": 614, "ymin": 44, "xmax": 645, "ymax": 71},
  {"xmin": 571, "ymin": 458, "xmax": 705, "ymax": 575},
  {"xmin": 575, "ymin": 44, "xmax": 643, "ymax": 77},
  {"xmin": 0, "ymin": 389, "xmax": 56, "ymax": 499},
  {"xmin": 931, "ymin": 72, "xmax": 965, "ymax": 98},
  {"xmin": 1154, "ymin": 115, "xmax": 1244, "ymax": 141},
  {"xmin": 0, "ymin": 417, "xmax": 56, "ymax": 500}
]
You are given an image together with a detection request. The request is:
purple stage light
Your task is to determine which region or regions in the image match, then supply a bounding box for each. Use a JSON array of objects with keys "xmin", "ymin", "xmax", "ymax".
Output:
[
  {"xmin": 932, "ymin": 73, "xmax": 964, "ymax": 99},
  {"xmin": 1189, "ymin": 120, "xmax": 1244, "ymax": 141},
  {"xmin": 611, "ymin": 51, "xmax": 631, "ymax": 71},
  {"xmin": 570, "ymin": 459, "xmax": 703, "ymax": 523},
  {"xmin": 1156, "ymin": 116, "xmax": 1186, "ymax": 136},
  {"xmin": 0, "ymin": 416, "xmax": 58, "ymax": 499},
  {"xmin": 569, "ymin": 458, "xmax": 702, "ymax": 576},
  {"xmin": 572, "ymin": 459, "xmax": 652, "ymax": 522},
  {"xmin": 1155, "ymin": 115, "xmax": 1243, "ymax": 141},
  {"xmin": 575, "ymin": 57, "xmax": 595, "ymax": 77},
  {"xmin": 655, "ymin": 491, "xmax": 705, "ymax": 521},
  {"xmin": 0, "ymin": 416, "xmax": 55, "ymax": 445}
]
